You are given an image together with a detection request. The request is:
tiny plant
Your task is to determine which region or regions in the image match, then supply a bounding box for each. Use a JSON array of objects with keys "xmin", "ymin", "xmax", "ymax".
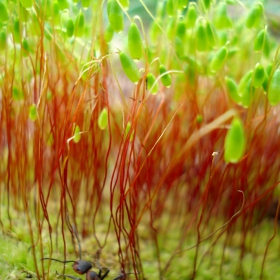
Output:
[{"xmin": 1, "ymin": 0, "xmax": 280, "ymax": 279}]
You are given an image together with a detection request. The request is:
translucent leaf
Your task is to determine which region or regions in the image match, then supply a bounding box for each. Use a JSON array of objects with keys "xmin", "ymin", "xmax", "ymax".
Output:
[
  {"xmin": 66, "ymin": 19, "xmax": 74, "ymax": 37},
  {"xmin": 128, "ymin": 22, "xmax": 143, "ymax": 59},
  {"xmin": 119, "ymin": 52, "xmax": 141, "ymax": 84},
  {"xmin": 252, "ymin": 63, "xmax": 265, "ymax": 88},
  {"xmin": 29, "ymin": 104, "xmax": 37, "ymax": 121},
  {"xmin": 104, "ymin": 24, "xmax": 114, "ymax": 43},
  {"xmin": 224, "ymin": 118, "xmax": 245, "ymax": 163},
  {"xmin": 75, "ymin": 12, "xmax": 85, "ymax": 37},
  {"xmin": 225, "ymin": 77, "xmax": 241, "ymax": 104},
  {"xmin": 98, "ymin": 108, "xmax": 108, "ymax": 130},
  {"xmin": 210, "ymin": 46, "xmax": 228, "ymax": 72},
  {"xmin": 185, "ymin": 3, "xmax": 197, "ymax": 28},
  {"xmin": 268, "ymin": 68, "xmax": 280, "ymax": 106},
  {"xmin": 195, "ymin": 20, "xmax": 208, "ymax": 52},
  {"xmin": 108, "ymin": 0, "xmax": 124, "ymax": 33},
  {"xmin": 73, "ymin": 125, "xmax": 81, "ymax": 143},
  {"xmin": 147, "ymin": 73, "xmax": 159, "ymax": 95},
  {"xmin": 119, "ymin": 0, "xmax": 129, "ymax": 10},
  {"xmin": 159, "ymin": 65, "xmax": 172, "ymax": 88}
]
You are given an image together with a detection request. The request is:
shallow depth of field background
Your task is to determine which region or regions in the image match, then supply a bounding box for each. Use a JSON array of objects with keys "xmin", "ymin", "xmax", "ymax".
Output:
[{"xmin": 1, "ymin": 0, "xmax": 280, "ymax": 279}]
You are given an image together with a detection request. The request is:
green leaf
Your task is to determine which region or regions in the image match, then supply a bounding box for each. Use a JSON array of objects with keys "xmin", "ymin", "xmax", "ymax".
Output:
[
  {"xmin": 146, "ymin": 73, "xmax": 159, "ymax": 95},
  {"xmin": 224, "ymin": 118, "xmax": 245, "ymax": 163},
  {"xmin": 254, "ymin": 28, "xmax": 265, "ymax": 52},
  {"xmin": 75, "ymin": 12, "xmax": 85, "ymax": 37},
  {"xmin": 119, "ymin": 52, "xmax": 141, "ymax": 84},
  {"xmin": 166, "ymin": 0, "xmax": 174, "ymax": 17},
  {"xmin": 238, "ymin": 70, "xmax": 254, "ymax": 108},
  {"xmin": 13, "ymin": 19, "xmax": 21, "ymax": 44},
  {"xmin": 196, "ymin": 114, "xmax": 203, "ymax": 123},
  {"xmin": 108, "ymin": 0, "xmax": 124, "ymax": 33},
  {"xmin": 0, "ymin": 29, "xmax": 7, "ymax": 51},
  {"xmin": 195, "ymin": 20, "xmax": 207, "ymax": 52},
  {"xmin": 57, "ymin": 0, "xmax": 69, "ymax": 11},
  {"xmin": 214, "ymin": 3, "xmax": 233, "ymax": 29},
  {"xmin": 205, "ymin": 21, "xmax": 216, "ymax": 49},
  {"xmin": 268, "ymin": 68, "xmax": 280, "ymax": 106},
  {"xmin": 98, "ymin": 108, "xmax": 108, "ymax": 130},
  {"xmin": 176, "ymin": 21, "xmax": 186, "ymax": 43},
  {"xmin": 225, "ymin": 77, "xmax": 241, "ymax": 104},
  {"xmin": 22, "ymin": 38, "xmax": 30, "ymax": 56},
  {"xmin": 104, "ymin": 24, "xmax": 114, "ymax": 43},
  {"xmin": 149, "ymin": 21, "xmax": 161, "ymax": 45},
  {"xmin": 128, "ymin": 22, "xmax": 143, "ymax": 59},
  {"xmin": 12, "ymin": 87, "xmax": 24, "ymax": 101},
  {"xmin": 159, "ymin": 64, "xmax": 172, "ymax": 88},
  {"xmin": 29, "ymin": 104, "xmax": 37, "ymax": 121},
  {"xmin": 0, "ymin": 1, "xmax": 9, "ymax": 23},
  {"xmin": 125, "ymin": 121, "xmax": 133, "ymax": 141},
  {"xmin": 203, "ymin": 0, "xmax": 211, "ymax": 10},
  {"xmin": 178, "ymin": 0, "xmax": 188, "ymax": 10},
  {"xmin": 66, "ymin": 19, "xmax": 74, "ymax": 37},
  {"xmin": 175, "ymin": 36, "xmax": 184, "ymax": 57},
  {"xmin": 119, "ymin": 0, "xmax": 129, "ymax": 10},
  {"xmin": 73, "ymin": 125, "xmax": 81, "ymax": 143},
  {"xmin": 246, "ymin": 2, "xmax": 263, "ymax": 29},
  {"xmin": 252, "ymin": 63, "xmax": 265, "ymax": 88},
  {"xmin": 166, "ymin": 18, "xmax": 175, "ymax": 40},
  {"xmin": 44, "ymin": 22, "xmax": 53, "ymax": 41},
  {"xmin": 185, "ymin": 3, "xmax": 197, "ymax": 28},
  {"xmin": 210, "ymin": 46, "xmax": 228, "ymax": 72},
  {"xmin": 53, "ymin": 1, "xmax": 60, "ymax": 25},
  {"xmin": 125, "ymin": 121, "xmax": 131, "ymax": 136}
]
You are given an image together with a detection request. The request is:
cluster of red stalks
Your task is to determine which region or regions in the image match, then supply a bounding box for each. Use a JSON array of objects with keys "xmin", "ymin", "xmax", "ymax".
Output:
[{"xmin": 1, "ymin": 10, "xmax": 280, "ymax": 280}]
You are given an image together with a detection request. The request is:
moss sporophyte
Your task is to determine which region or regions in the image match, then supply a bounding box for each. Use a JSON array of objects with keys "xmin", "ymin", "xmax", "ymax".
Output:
[{"xmin": 1, "ymin": 0, "xmax": 280, "ymax": 279}]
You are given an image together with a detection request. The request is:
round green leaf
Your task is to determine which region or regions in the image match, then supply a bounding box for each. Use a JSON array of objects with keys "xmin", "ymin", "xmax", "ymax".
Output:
[
  {"xmin": 210, "ymin": 46, "xmax": 228, "ymax": 72},
  {"xmin": 225, "ymin": 77, "xmax": 241, "ymax": 104},
  {"xmin": 252, "ymin": 63, "xmax": 265, "ymax": 88},
  {"xmin": 66, "ymin": 19, "xmax": 74, "ymax": 37},
  {"xmin": 246, "ymin": 2, "xmax": 263, "ymax": 29},
  {"xmin": 166, "ymin": 0, "xmax": 174, "ymax": 17},
  {"xmin": 178, "ymin": 0, "xmax": 188, "ymax": 10},
  {"xmin": 185, "ymin": 3, "xmax": 197, "ymax": 28},
  {"xmin": 104, "ymin": 24, "xmax": 114, "ymax": 43},
  {"xmin": 195, "ymin": 20, "xmax": 207, "ymax": 52},
  {"xmin": 98, "ymin": 108, "xmax": 108, "ymax": 130},
  {"xmin": 214, "ymin": 3, "xmax": 233, "ymax": 29},
  {"xmin": 57, "ymin": 0, "xmax": 69, "ymax": 11},
  {"xmin": 147, "ymin": 73, "xmax": 159, "ymax": 95},
  {"xmin": 119, "ymin": 52, "xmax": 141, "ymax": 84},
  {"xmin": 128, "ymin": 22, "xmax": 143, "ymax": 59},
  {"xmin": 238, "ymin": 70, "xmax": 254, "ymax": 108},
  {"xmin": 159, "ymin": 64, "xmax": 172, "ymax": 88},
  {"xmin": 224, "ymin": 118, "xmax": 245, "ymax": 163},
  {"xmin": 73, "ymin": 125, "xmax": 81, "ymax": 143},
  {"xmin": 75, "ymin": 12, "xmax": 85, "ymax": 37},
  {"xmin": 108, "ymin": 0, "xmax": 124, "ymax": 33},
  {"xmin": 29, "ymin": 104, "xmax": 37, "ymax": 121},
  {"xmin": 119, "ymin": 0, "xmax": 129, "ymax": 10},
  {"xmin": 254, "ymin": 29, "xmax": 265, "ymax": 52}
]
